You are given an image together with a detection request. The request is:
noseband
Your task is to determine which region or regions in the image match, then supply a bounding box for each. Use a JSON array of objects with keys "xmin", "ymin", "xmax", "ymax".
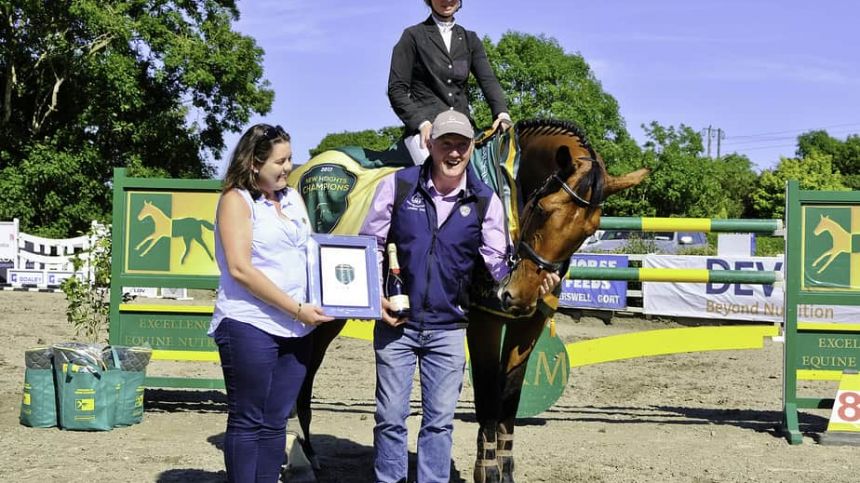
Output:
[{"xmin": 510, "ymin": 156, "xmax": 603, "ymax": 274}]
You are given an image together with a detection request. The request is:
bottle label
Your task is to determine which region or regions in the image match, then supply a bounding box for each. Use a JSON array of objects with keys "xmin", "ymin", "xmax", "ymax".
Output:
[{"xmin": 389, "ymin": 294, "xmax": 410, "ymax": 311}]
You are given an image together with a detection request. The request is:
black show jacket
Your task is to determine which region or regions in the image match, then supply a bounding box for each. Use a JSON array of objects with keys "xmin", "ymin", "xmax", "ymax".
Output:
[{"xmin": 387, "ymin": 16, "xmax": 509, "ymax": 135}]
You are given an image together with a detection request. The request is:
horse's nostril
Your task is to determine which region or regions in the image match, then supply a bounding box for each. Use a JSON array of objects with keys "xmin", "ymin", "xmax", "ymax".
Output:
[{"xmin": 500, "ymin": 291, "xmax": 512, "ymax": 309}]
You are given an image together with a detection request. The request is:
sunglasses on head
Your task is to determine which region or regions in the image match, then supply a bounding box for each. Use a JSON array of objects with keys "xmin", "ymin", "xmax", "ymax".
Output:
[{"xmin": 261, "ymin": 125, "xmax": 288, "ymax": 142}]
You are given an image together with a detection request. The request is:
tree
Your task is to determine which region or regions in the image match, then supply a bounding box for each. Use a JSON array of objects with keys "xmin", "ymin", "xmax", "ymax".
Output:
[
  {"xmin": 712, "ymin": 153, "xmax": 758, "ymax": 218},
  {"xmin": 0, "ymin": 1, "xmax": 273, "ymax": 237},
  {"xmin": 751, "ymin": 152, "xmax": 848, "ymax": 219},
  {"xmin": 309, "ymin": 126, "xmax": 403, "ymax": 158},
  {"xmin": 623, "ymin": 122, "xmax": 720, "ymax": 217},
  {"xmin": 796, "ymin": 130, "xmax": 860, "ymax": 190},
  {"xmin": 468, "ymin": 32, "xmax": 642, "ymax": 170}
]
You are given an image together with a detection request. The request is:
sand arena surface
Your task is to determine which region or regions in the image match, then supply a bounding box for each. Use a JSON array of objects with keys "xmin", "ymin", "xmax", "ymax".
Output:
[{"xmin": 0, "ymin": 290, "xmax": 856, "ymax": 482}]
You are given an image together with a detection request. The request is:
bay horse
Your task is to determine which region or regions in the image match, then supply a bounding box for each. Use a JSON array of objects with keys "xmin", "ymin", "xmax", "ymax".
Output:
[{"xmin": 289, "ymin": 119, "xmax": 648, "ymax": 482}]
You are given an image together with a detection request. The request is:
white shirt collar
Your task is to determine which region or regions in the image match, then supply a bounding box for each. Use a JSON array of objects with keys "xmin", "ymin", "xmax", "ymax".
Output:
[{"xmin": 431, "ymin": 14, "xmax": 455, "ymax": 32}]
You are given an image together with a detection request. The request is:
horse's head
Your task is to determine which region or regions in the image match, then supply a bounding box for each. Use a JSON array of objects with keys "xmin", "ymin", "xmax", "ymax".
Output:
[
  {"xmin": 814, "ymin": 214, "xmax": 831, "ymax": 236},
  {"xmin": 137, "ymin": 201, "xmax": 154, "ymax": 221},
  {"xmin": 498, "ymin": 120, "xmax": 648, "ymax": 314}
]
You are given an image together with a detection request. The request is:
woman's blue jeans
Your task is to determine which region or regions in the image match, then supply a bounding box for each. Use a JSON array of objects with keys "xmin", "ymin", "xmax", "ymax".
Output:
[
  {"xmin": 214, "ymin": 318, "xmax": 311, "ymax": 483},
  {"xmin": 373, "ymin": 323, "xmax": 466, "ymax": 483}
]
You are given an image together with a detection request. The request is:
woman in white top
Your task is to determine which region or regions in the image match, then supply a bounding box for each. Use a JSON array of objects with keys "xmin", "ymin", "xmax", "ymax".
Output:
[{"xmin": 210, "ymin": 124, "xmax": 333, "ymax": 482}]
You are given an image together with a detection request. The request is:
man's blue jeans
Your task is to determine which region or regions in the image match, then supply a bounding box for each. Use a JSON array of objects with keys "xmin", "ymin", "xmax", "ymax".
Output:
[{"xmin": 373, "ymin": 323, "xmax": 466, "ymax": 483}]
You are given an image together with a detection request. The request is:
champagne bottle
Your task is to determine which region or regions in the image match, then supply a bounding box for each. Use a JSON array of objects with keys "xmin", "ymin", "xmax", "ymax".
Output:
[{"xmin": 385, "ymin": 243, "xmax": 411, "ymax": 318}]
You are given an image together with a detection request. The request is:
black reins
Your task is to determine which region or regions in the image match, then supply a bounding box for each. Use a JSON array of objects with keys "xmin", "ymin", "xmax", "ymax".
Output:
[{"xmin": 510, "ymin": 156, "xmax": 603, "ymax": 274}]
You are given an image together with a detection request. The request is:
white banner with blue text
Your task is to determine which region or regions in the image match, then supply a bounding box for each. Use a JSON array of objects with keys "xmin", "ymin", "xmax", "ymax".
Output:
[{"xmin": 642, "ymin": 255, "xmax": 860, "ymax": 324}]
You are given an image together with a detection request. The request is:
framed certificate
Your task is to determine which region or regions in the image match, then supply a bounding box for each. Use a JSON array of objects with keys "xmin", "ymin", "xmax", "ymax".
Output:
[{"xmin": 306, "ymin": 234, "xmax": 381, "ymax": 319}]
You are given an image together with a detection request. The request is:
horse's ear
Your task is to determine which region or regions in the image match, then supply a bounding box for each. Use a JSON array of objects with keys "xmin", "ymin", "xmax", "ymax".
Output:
[
  {"xmin": 555, "ymin": 146, "xmax": 573, "ymax": 172},
  {"xmin": 604, "ymin": 167, "xmax": 650, "ymax": 197}
]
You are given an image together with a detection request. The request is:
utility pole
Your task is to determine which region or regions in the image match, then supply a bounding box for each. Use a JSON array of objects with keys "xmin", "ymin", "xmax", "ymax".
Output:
[
  {"xmin": 716, "ymin": 128, "xmax": 726, "ymax": 160},
  {"xmin": 700, "ymin": 125, "xmax": 726, "ymax": 159},
  {"xmin": 700, "ymin": 125, "xmax": 713, "ymax": 158}
]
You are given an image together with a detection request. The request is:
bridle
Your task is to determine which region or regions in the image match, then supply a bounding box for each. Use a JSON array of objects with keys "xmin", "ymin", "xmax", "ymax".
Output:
[{"xmin": 509, "ymin": 156, "xmax": 603, "ymax": 275}]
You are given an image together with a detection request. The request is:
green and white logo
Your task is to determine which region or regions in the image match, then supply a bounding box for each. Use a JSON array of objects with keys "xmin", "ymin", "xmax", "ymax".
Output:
[
  {"xmin": 125, "ymin": 191, "xmax": 219, "ymax": 275},
  {"xmin": 802, "ymin": 206, "xmax": 860, "ymax": 291}
]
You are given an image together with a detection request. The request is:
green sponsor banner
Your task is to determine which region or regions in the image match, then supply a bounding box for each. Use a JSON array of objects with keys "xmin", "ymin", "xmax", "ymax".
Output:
[
  {"xmin": 124, "ymin": 191, "xmax": 219, "ymax": 276},
  {"xmin": 795, "ymin": 332, "xmax": 860, "ymax": 371},
  {"xmin": 118, "ymin": 313, "xmax": 216, "ymax": 351},
  {"xmin": 782, "ymin": 182, "xmax": 860, "ymax": 444}
]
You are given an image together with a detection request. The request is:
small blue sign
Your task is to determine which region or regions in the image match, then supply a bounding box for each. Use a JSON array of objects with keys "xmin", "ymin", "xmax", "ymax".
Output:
[{"xmin": 559, "ymin": 254, "xmax": 628, "ymax": 310}]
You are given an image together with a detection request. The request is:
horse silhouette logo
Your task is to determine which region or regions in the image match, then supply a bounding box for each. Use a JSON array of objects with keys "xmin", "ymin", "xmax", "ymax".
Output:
[
  {"xmin": 334, "ymin": 264, "xmax": 355, "ymax": 285},
  {"xmin": 812, "ymin": 214, "xmax": 857, "ymax": 274},
  {"xmin": 136, "ymin": 200, "xmax": 215, "ymax": 264}
]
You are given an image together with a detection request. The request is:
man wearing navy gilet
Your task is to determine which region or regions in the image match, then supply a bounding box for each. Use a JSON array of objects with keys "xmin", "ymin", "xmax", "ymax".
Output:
[{"xmin": 360, "ymin": 110, "xmax": 558, "ymax": 482}]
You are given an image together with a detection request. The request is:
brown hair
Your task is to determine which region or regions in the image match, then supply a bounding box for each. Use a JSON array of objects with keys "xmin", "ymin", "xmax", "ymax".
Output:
[{"xmin": 222, "ymin": 124, "xmax": 291, "ymax": 199}]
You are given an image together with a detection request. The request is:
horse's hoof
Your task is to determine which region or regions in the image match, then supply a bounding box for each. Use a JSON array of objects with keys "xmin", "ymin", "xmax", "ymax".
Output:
[
  {"xmin": 498, "ymin": 456, "xmax": 514, "ymax": 483},
  {"xmin": 473, "ymin": 460, "xmax": 501, "ymax": 483},
  {"xmin": 475, "ymin": 430, "xmax": 500, "ymax": 483},
  {"xmin": 497, "ymin": 433, "xmax": 514, "ymax": 483}
]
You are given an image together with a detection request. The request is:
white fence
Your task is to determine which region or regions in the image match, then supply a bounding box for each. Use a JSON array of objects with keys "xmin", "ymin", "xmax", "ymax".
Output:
[
  {"xmin": 0, "ymin": 219, "xmax": 100, "ymax": 289},
  {"xmin": 1, "ymin": 219, "xmax": 188, "ymax": 299}
]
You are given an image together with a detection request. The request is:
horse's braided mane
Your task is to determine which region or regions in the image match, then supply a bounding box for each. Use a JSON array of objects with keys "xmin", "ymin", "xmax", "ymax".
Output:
[
  {"xmin": 514, "ymin": 118, "xmax": 594, "ymax": 152},
  {"xmin": 515, "ymin": 118, "xmax": 605, "ymax": 206}
]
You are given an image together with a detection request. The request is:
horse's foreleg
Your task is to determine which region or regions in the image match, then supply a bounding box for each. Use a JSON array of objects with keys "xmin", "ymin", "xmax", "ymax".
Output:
[
  {"xmin": 295, "ymin": 318, "xmax": 346, "ymax": 470},
  {"xmin": 816, "ymin": 252, "xmax": 841, "ymax": 274},
  {"xmin": 467, "ymin": 314, "xmax": 504, "ymax": 483},
  {"xmin": 135, "ymin": 236, "xmax": 153, "ymax": 252},
  {"xmin": 495, "ymin": 313, "xmax": 548, "ymax": 483},
  {"xmin": 812, "ymin": 250, "xmax": 831, "ymax": 267},
  {"xmin": 138, "ymin": 235, "xmax": 165, "ymax": 257}
]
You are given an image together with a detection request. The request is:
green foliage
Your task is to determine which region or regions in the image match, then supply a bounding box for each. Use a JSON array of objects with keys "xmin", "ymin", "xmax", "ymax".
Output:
[
  {"xmin": 604, "ymin": 123, "xmax": 760, "ymax": 219},
  {"xmin": 469, "ymin": 32, "xmax": 641, "ymax": 169},
  {"xmin": 796, "ymin": 130, "xmax": 860, "ymax": 190},
  {"xmin": 712, "ymin": 153, "xmax": 757, "ymax": 218},
  {"xmin": 610, "ymin": 236, "xmax": 659, "ymax": 255},
  {"xmin": 613, "ymin": 123, "xmax": 707, "ymax": 217},
  {"xmin": 0, "ymin": 1, "xmax": 273, "ymax": 237},
  {"xmin": 751, "ymin": 152, "xmax": 848, "ymax": 219},
  {"xmin": 677, "ymin": 245, "xmax": 717, "ymax": 256},
  {"xmin": 61, "ymin": 224, "xmax": 111, "ymax": 342},
  {"xmin": 309, "ymin": 126, "xmax": 404, "ymax": 158},
  {"xmin": 754, "ymin": 236, "xmax": 785, "ymax": 256},
  {"xmin": 0, "ymin": 141, "xmax": 108, "ymax": 237}
]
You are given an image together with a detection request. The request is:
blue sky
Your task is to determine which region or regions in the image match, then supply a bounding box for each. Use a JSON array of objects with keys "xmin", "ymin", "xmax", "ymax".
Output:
[{"xmin": 216, "ymin": 0, "xmax": 860, "ymax": 174}]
